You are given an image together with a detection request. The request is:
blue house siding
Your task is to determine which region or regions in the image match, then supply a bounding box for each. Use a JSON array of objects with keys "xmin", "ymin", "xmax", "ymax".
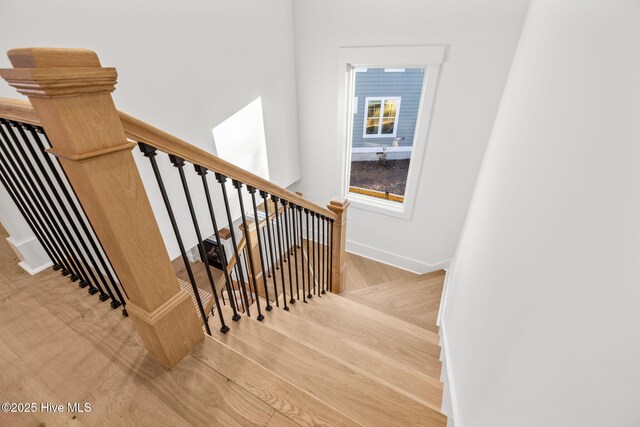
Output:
[{"xmin": 352, "ymin": 68, "xmax": 425, "ymax": 149}]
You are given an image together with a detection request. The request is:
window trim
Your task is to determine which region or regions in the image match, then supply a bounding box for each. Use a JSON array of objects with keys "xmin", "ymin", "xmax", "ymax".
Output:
[
  {"xmin": 362, "ymin": 97, "xmax": 401, "ymax": 139},
  {"xmin": 336, "ymin": 45, "xmax": 445, "ymax": 220}
]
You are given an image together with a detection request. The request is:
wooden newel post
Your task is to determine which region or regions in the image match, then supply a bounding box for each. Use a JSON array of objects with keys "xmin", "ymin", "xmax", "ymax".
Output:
[
  {"xmin": 328, "ymin": 197, "xmax": 350, "ymax": 294},
  {"xmin": 0, "ymin": 48, "xmax": 203, "ymax": 368}
]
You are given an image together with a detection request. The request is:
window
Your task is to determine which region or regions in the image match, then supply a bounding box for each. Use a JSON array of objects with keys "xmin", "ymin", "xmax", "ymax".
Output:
[
  {"xmin": 337, "ymin": 45, "xmax": 445, "ymax": 219},
  {"xmin": 348, "ymin": 68, "xmax": 425, "ymax": 206},
  {"xmin": 363, "ymin": 97, "xmax": 401, "ymax": 138}
]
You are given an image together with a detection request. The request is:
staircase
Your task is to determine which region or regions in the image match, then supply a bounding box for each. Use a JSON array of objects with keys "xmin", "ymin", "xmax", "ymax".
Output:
[
  {"xmin": 0, "ymin": 48, "xmax": 449, "ymax": 426},
  {"xmin": 199, "ymin": 267, "xmax": 448, "ymax": 426}
]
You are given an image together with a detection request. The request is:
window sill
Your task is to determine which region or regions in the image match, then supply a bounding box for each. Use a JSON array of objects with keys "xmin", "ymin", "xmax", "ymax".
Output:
[{"xmin": 347, "ymin": 191, "xmax": 413, "ymax": 220}]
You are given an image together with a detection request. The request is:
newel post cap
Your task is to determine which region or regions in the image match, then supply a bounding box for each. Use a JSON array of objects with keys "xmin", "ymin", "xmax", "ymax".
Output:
[
  {"xmin": 328, "ymin": 197, "xmax": 350, "ymax": 214},
  {"xmin": 8, "ymin": 48, "xmax": 102, "ymax": 68},
  {"xmin": 0, "ymin": 48, "xmax": 117, "ymax": 98}
]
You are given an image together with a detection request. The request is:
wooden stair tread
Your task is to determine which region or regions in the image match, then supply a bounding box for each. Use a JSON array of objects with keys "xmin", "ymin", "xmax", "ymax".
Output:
[
  {"xmin": 345, "ymin": 276, "xmax": 445, "ymax": 333},
  {"xmin": 192, "ymin": 338, "xmax": 358, "ymax": 427},
  {"xmin": 209, "ymin": 306, "xmax": 446, "ymax": 426},
  {"xmin": 287, "ymin": 293, "xmax": 442, "ymax": 378},
  {"xmin": 323, "ymin": 291, "xmax": 440, "ymax": 343},
  {"xmin": 258, "ymin": 303, "xmax": 444, "ymax": 410},
  {"xmin": 177, "ymin": 277, "xmax": 214, "ymax": 317},
  {"xmin": 347, "ymin": 271, "xmax": 444, "ymax": 297}
]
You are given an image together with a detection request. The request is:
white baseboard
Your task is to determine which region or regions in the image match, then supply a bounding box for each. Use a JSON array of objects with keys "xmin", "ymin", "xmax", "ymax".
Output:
[
  {"xmin": 345, "ymin": 239, "xmax": 450, "ymax": 274},
  {"xmin": 6, "ymin": 236, "xmax": 52, "ymax": 276},
  {"xmin": 18, "ymin": 259, "xmax": 53, "ymax": 275},
  {"xmin": 440, "ymin": 322, "xmax": 461, "ymax": 427}
]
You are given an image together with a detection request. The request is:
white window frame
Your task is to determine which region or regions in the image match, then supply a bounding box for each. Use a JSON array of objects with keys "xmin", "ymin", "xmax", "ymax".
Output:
[
  {"xmin": 336, "ymin": 45, "xmax": 445, "ymax": 220},
  {"xmin": 362, "ymin": 97, "xmax": 401, "ymax": 139}
]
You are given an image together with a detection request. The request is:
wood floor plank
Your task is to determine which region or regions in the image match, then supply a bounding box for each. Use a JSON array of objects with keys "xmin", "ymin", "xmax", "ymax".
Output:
[
  {"xmin": 343, "ymin": 252, "xmax": 417, "ymax": 292},
  {"xmin": 209, "ymin": 307, "xmax": 446, "ymax": 427},
  {"xmin": 267, "ymin": 411, "xmax": 300, "ymax": 427}
]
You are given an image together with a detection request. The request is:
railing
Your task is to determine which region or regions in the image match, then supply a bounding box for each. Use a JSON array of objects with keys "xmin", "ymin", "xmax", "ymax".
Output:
[
  {"xmin": 0, "ymin": 48, "xmax": 349, "ymax": 368},
  {"xmin": 0, "ymin": 117, "xmax": 127, "ymax": 313}
]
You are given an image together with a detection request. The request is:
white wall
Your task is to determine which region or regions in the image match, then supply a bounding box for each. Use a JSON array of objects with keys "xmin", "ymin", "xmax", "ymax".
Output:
[
  {"xmin": 443, "ymin": 0, "xmax": 640, "ymax": 425},
  {"xmin": 0, "ymin": 0, "xmax": 300, "ymax": 260},
  {"xmin": 291, "ymin": 0, "xmax": 530, "ymax": 272}
]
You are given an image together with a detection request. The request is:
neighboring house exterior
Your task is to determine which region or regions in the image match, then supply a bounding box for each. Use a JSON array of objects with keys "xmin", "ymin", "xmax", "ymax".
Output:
[{"xmin": 351, "ymin": 68, "xmax": 424, "ymax": 160}]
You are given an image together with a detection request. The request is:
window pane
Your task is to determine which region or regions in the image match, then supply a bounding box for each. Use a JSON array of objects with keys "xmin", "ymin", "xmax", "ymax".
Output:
[
  {"xmin": 365, "ymin": 118, "xmax": 379, "ymax": 134},
  {"xmin": 367, "ymin": 100, "xmax": 381, "ymax": 118},
  {"xmin": 349, "ymin": 67, "xmax": 426, "ymax": 204},
  {"xmin": 383, "ymin": 100, "xmax": 397, "ymax": 118},
  {"xmin": 381, "ymin": 117, "xmax": 395, "ymax": 134}
]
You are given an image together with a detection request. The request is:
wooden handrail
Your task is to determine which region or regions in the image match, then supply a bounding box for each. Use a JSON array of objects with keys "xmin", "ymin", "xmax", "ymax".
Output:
[
  {"xmin": 0, "ymin": 97, "xmax": 39, "ymax": 124},
  {"xmin": 120, "ymin": 112, "xmax": 337, "ymax": 219},
  {"xmin": 0, "ymin": 98, "xmax": 336, "ymax": 220}
]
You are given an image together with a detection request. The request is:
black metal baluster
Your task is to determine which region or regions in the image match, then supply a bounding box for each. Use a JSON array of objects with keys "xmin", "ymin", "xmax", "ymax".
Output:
[
  {"xmin": 311, "ymin": 212, "xmax": 317, "ymax": 295},
  {"xmin": 0, "ymin": 120, "xmax": 85, "ymax": 284},
  {"xmin": 0, "ymin": 122, "xmax": 72, "ymax": 276},
  {"xmin": 272, "ymin": 195, "xmax": 289, "ymax": 311},
  {"xmin": 319, "ymin": 215, "xmax": 324, "ymax": 294},
  {"xmin": 228, "ymin": 267, "xmax": 241, "ymax": 313},
  {"xmin": 329, "ymin": 219, "xmax": 334, "ymax": 293},
  {"xmin": 215, "ymin": 173, "xmax": 251, "ymax": 317},
  {"xmin": 233, "ymin": 181, "xmax": 264, "ymax": 321},
  {"xmin": 288, "ymin": 203, "xmax": 295, "ymax": 256},
  {"xmin": 0, "ymin": 159, "xmax": 60, "ymax": 268},
  {"xmin": 261, "ymin": 191, "xmax": 279, "ymax": 307},
  {"xmin": 244, "ymin": 250, "xmax": 255, "ymax": 305},
  {"xmin": 169, "ymin": 155, "xmax": 228, "ymax": 333},
  {"xmin": 297, "ymin": 206, "xmax": 306, "ymax": 303},
  {"xmin": 0, "ymin": 119, "xmax": 79, "ymax": 281},
  {"xmin": 241, "ymin": 248, "xmax": 255, "ymax": 305},
  {"xmin": 0, "ymin": 147, "xmax": 67, "ymax": 274},
  {"xmin": 282, "ymin": 199, "xmax": 295, "ymax": 305},
  {"xmin": 292, "ymin": 207, "xmax": 297, "ymax": 253},
  {"xmin": 261, "ymin": 226, "xmax": 271, "ymax": 277},
  {"xmin": 232, "ymin": 263, "xmax": 245, "ymax": 312},
  {"xmin": 323, "ymin": 216, "xmax": 328, "ymax": 294},
  {"xmin": 33, "ymin": 127, "xmax": 122, "ymax": 305},
  {"xmin": 194, "ymin": 165, "xmax": 240, "ymax": 321},
  {"xmin": 39, "ymin": 131, "xmax": 126, "ymax": 310},
  {"xmin": 305, "ymin": 209, "xmax": 312, "ymax": 299},
  {"xmin": 248, "ymin": 186, "xmax": 272, "ymax": 311},
  {"xmin": 325, "ymin": 217, "xmax": 330, "ymax": 293},
  {"xmin": 316, "ymin": 212, "xmax": 322, "ymax": 297},
  {"xmin": 297, "ymin": 208, "xmax": 302, "ymax": 249},
  {"xmin": 290, "ymin": 203, "xmax": 300, "ymax": 301},
  {"xmin": 280, "ymin": 204, "xmax": 288, "ymax": 264},
  {"xmin": 17, "ymin": 124, "xmax": 105, "ymax": 298},
  {"xmin": 138, "ymin": 143, "xmax": 211, "ymax": 335}
]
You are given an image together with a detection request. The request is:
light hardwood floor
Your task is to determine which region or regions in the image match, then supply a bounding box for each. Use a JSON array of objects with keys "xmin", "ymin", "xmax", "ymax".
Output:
[
  {"xmin": 0, "ymin": 226, "xmax": 293, "ymax": 426},
  {"xmin": 1, "ymin": 225, "xmax": 447, "ymax": 426},
  {"xmin": 343, "ymin": 252, "xmax": 418, "ymax": 292}
]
